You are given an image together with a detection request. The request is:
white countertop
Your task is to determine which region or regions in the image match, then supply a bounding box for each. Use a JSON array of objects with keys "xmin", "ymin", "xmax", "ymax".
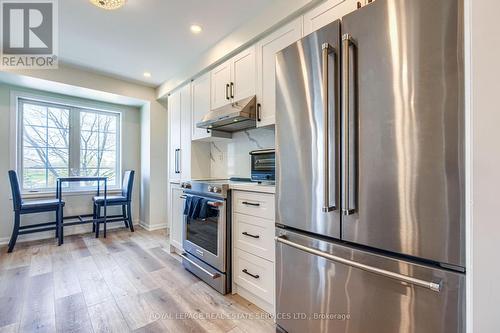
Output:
[{"xmin": 228, "ymin": 181, "xmax": 275, "ymax": 194}]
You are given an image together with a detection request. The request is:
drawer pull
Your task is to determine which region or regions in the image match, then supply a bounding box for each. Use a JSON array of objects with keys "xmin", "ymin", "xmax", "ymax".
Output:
[
  {"xmin": 242, "ymin": 201, "xmax": 260, "ymax": 207},
  {"xmin": 242, "ymin": 232, "xmax": 260, "ymax": 239},
  {"xmin": 242, "ymin": 269, "xmax": 260, "ymax": 279}
]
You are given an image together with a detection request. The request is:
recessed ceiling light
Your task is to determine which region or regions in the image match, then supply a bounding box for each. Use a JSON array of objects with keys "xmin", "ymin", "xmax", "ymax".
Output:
[
  {"xmin": 90, "ymin": 0, "xmax": 125, "ymax": 10},
  {"xmin": 190, "ymin": 25, "xmax": 203, "ymax": 34},
  {"xmin": 143, "ymin": 72, "xmax": 152, "ymax": 78}
]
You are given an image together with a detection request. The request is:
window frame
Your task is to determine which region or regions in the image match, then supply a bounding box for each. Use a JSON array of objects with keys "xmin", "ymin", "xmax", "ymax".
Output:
[{"xmin": 11, "ymin": 91, "xmax": 122, "ymax": 194}]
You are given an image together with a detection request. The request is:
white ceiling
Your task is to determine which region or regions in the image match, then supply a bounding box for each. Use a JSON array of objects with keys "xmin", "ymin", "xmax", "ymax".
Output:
[{"xmin": 59, "ymin": 0, "xmax": 273, "ymax": 86}]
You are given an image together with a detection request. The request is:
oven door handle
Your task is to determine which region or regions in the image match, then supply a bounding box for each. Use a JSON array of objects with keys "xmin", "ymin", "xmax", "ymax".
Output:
[
  {"xmin": 181, "ymin": 253, "xmax": 221, "ymax": 279},
  {"xmin": 207, "ymin": 201, "xmax": 224, "ymax": 207}
]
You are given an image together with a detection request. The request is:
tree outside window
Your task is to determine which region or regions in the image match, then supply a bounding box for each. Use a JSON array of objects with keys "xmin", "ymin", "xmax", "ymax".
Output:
[{"xmin": 19, "ymin": 98, "xmax": 121, "ymax": 192}]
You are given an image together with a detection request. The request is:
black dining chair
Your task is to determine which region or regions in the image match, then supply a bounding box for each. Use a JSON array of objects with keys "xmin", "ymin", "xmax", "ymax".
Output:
[
  {"xmin": 93, "ymin": 170, "xmax": 135, "ymax": 238},
  {"xmin": 7, "ymin": 170, "xmax": 65, "ymax": 253}
]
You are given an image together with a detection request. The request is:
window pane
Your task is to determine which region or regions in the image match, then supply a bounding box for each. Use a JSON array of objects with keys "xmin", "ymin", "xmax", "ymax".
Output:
[
  {"xmin": 80, "ymin": 130, "xmax": 98, "ymax": 149},
  {"xmin": 81, "ymin": 112, "xmax": 98, "ymax": 131},
  {"xmin": 47, "ymin": 169, "xmax": 68, "ymax": 188},
  {"xmin": 23, "ymin": 125, "xmax": 47, "ymax": 148},
  {"xmin": 100, "ymin": 150, "xmax": 116, "ymax": 168},
  {"xmin": 80, "ymin": 111, "xmax": 119, "ymax": 188},
  {"xmin": 21, "ymin": 100, "xmax": 70, "ymax": 191},
  {"xmin": 23, "ymin": 104, "xmax": 47, "ymax": 126},
  {"xmin": 18, "ymin": 99, "xmax": 120, "ymax": 192},
  {"xmin": 80, "ymin": 168, "xmax": 116, "ymax": 186},
  {"xmin": 47, "ymin": 127, "xmax": 69, "ymax": 148},
  {"xmin": 47, "ymin": 107, "xmax": 69, "ymax": 128},
  {"xmin": 99, "ymin": 132, "xmax": 116, "ymax": 151},
  {"xmin": 100, "ymin": 168, "xmax": 116, "ymax": 185},
  {"xmin": 80, "ymin": 150, "xmax": 98, "ymax": 168},
  {"xmin": 23, "ymin": 148, "xmax": 45, "ymax": 168},
  {"xmin": 47, "ymin": 148, "xmax": 69, "ymax": 168},
  {"xmin": 99, "ymin": 114, "xmax": 117, "ymax": 133},
  {"xmin": 23, "ymin": 169, "xmax": 46, "ymax": 190}
]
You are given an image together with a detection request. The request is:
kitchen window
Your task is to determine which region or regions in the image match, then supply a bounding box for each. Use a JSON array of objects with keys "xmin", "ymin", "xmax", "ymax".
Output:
[{"xmin": 16, "ymin": 97, "xmax": 121, "ymax": 193}]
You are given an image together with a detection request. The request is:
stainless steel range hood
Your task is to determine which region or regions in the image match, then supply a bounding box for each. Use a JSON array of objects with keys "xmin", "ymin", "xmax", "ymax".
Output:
[{"xmin": 197, "ymin": 96, "xmax": 256, "ymax": 132}]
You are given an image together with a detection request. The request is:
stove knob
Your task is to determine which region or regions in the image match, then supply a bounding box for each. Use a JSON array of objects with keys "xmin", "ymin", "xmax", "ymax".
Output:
[
  {"xmin": 185, "ymin": 183, "xmax": 191, "ymax": 189},
  {"xmin": 213, "ymin": 187, "xmax": 222, "ymax": 193},
  {"xmin": 207, "ymin": 186, "xmax": 214, "ymax": 192},
  {"xmin": 181, "ymin": 183, "xmax": 185, "ymax": 188}
]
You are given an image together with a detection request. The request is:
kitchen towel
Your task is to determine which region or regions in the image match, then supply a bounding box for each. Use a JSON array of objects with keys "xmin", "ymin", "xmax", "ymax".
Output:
[{"xmin": 184, "ymin": 196, "xmax": 212, "ymax": 220}]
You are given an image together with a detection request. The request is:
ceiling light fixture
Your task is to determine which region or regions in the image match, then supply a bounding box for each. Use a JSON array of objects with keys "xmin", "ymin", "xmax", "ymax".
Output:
[
  {"xmin": 90, "ymin": 0, "xmax": 126, "ymax": 10},
  {"xmin": 143, "ymin": 72, "xmax": 152, "ymax": 78},
  {"xmin": 190, "ymin": 25, "xmax": 203, "ymax": 34}
]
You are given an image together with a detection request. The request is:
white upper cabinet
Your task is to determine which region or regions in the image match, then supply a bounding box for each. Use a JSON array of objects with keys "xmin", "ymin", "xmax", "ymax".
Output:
[
  {"xmin": 168, "ymin": 89, "xmax": 181, "ymax": 181},
  {"xmin": 211, "ymin": 60, "xmax": 232, "ymax": 109},
  {"xmin": 231, "ymin": 46, "xmax": 256, "ymax": 101},
  {"xmin": 256, "ymin": 17, "xmax": 303, "ymax": 128},
  {"xmin": 211, "ymin": 46, "xmax": 256, "ymax": 109},
  {"xmin": 303, "ymin": 0, "xmax": 359, "ymax": 35},
  {"xmin": 191, "ymin": 73, "xmax": 211, "ymax": 141},
  {"xmin": 179, "ymin": 83, "xmax": 192, "ymax": 181}
]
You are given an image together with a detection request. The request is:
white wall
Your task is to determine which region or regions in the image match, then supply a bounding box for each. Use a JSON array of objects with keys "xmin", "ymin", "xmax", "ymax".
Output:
[
  {"xmin": 469, "ymin": 0, "xmax": 500, "ymax": 331},
  {"xmin": 0, "ymin": 84, "xmax": 141, "ymax": 243},
  {"xmin": 157, "ymin": 0, "xmax": 320, "ymax": 97},
  {"xmin": 0, "ymin": 65, "xmax": 168, "ymax": 233}
]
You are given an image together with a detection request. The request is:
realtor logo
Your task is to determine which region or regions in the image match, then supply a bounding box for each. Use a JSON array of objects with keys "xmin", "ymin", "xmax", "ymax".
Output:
[{"xmin": 1, "ymin": 0, "xmax": 58, "ymax": 69}]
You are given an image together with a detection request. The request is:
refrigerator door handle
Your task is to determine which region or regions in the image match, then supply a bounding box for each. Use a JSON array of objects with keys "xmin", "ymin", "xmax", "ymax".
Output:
[
  {"xmin": 275, "ymin": 236, "xmax": 442, "ymax": 293},
  {"xmin": 322, "ymin": 43, "xmax": 336, "ymax": 213},
  {"xmin": 342, "ymin": 34, "xmax": 356, "ymax": 216}
]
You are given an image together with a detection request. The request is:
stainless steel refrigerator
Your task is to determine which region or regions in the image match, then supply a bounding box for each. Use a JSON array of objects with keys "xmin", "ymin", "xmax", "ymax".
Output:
[{"xmin": 275, "ymin": 0, "xmax": 465, "ymax": 332}]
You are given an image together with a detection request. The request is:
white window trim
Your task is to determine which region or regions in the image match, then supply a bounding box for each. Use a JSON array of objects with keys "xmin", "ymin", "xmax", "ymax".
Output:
[{"xmin": 10, "ymin": 90, "xmax": 124, "ymax": 195}]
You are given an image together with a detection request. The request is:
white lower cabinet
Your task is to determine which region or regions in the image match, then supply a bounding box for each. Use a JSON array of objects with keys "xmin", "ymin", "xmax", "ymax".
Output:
[
  {"xmin": 232, "ymin": 190, "xmax": 275, "ymax": 315},
  {"xmin": 169, "ymin": 183, "xmax": 184, "ymax": 252},
  {"xmin": 234, "ymin": 213, "xmax": 275, "ymax": 262},
  {"xmin": 234, "ymin": 248, "xmax": 274, "ymax": 305}
]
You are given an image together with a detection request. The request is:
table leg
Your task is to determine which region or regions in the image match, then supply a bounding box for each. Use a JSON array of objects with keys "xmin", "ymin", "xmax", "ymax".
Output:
[{"xmin": 103, "ymin": 179, "xmax": 107, "ymax": 238}]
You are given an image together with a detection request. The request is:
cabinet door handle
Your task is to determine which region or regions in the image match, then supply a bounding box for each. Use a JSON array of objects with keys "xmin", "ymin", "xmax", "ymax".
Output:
[
  {"xmin": 174, "ymin": 149, "xmax": 180, "ymax": 174},
  {"xmin": 242, "ymin": 201, "xmax": 260, "ymax": 207},
  {"xmin": 257, "ymin": 103, "xmax": 262, "ymax": 122},
  {"xmin": 175, "ymin": 149, "xmax": 181, "ymax": 174},
  {"xmin": 242, "ymin": 269, "xmax": 260, "ymax": 279},
  {"xmin": 242, "ymin": 231, "xmax": 260, "ymax": 239},
  {"xmin": 230, "ymin": 82, "xmax": 234, "ymax": 99},
  {"xmin": 226, "ymin": 84, "xmax": 230, "ymax": 100}
]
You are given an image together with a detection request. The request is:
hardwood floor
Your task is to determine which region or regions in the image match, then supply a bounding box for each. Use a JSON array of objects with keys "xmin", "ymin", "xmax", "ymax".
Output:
[{"xmin": 0, "ymin": 228, "xmax": 276, "ymax": 333}]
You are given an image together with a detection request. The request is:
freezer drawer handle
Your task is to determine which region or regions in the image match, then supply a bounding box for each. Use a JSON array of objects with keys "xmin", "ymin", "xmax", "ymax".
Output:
[
  {"xmin": 242, "ymin": 269, "xmax": 260, "ymax": 279},
  {"xmin": 181, "ymin": 253, "xmax": 220, "ymax": 279},
  {"xmin": 275, "ymin": 236, "xmax": 442, "ymax": 292},
  {"xmin": 322, "ymin": 42, "xmax": 337, "ymax": 213}
]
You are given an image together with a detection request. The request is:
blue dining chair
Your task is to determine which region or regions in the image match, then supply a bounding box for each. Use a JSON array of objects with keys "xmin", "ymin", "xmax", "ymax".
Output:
[
  {"xmin": 93, "ymin": 170, "xmax": 135, "ymax": 238},
  {"xmin": 7, "ymin": 170, "xmax": 65, "ymax": 253}
]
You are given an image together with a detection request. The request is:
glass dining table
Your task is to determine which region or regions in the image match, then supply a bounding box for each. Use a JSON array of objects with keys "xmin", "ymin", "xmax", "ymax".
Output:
[{"xmin": 56, "ymin": 176, "xmax": 109, "ymax": 245}]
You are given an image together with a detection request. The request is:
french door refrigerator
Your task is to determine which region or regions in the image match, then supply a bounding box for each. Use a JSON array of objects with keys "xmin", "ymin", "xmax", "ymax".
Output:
[{"xmin": 275, "ymin": 0, "xmax": 465, "ymax": 332}]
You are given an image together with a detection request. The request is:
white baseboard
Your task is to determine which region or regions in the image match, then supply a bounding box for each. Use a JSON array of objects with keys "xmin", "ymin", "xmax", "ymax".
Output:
[
  {"xmin": 138, "ymin": 221, "xmax": 168, "ymax": 231},
  {"xmin": 0, "ymin": 219, "xmax": 141, "ymax": 246}
]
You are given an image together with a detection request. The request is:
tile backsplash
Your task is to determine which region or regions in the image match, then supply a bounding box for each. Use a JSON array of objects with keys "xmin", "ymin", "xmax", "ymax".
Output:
[{"xmin": 210, "ymin": 127, "xmax": 275, "ymax": 179}]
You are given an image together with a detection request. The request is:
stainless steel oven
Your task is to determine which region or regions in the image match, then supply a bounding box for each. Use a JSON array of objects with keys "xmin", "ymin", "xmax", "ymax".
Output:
[{"xmin": 180, "ymin": 180, "xmax": 232, "ymax": 294}]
